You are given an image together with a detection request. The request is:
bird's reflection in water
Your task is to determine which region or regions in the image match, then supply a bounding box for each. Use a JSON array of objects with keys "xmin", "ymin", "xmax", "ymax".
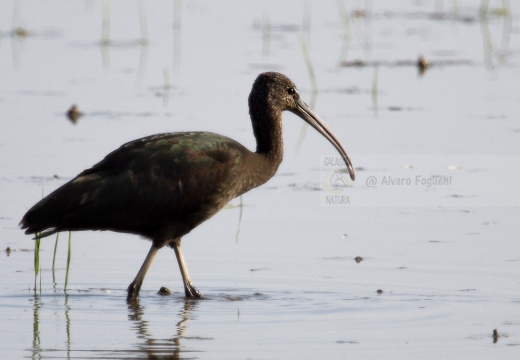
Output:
[{"xmin": 127, "ymin": 298, "xmax": 199, "ymax": 359}]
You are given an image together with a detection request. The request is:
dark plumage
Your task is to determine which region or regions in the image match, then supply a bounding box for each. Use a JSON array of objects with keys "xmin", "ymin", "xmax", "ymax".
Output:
[{"xmin": 20, "ymin": 72, "xmax": 355, "ymax": 300}]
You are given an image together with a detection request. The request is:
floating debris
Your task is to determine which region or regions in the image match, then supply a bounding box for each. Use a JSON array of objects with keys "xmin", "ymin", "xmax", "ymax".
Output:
[
  {"xmin": 336, "ymin": 340, "xmax": 359, "ymax": 344},
  {"xmin": 354, "ymin": 256, "xmax": 363, "ymax": 263},
  {"xmin": 493, "ymin": 329, "xmax": 500, "ymax": 343},
  {"xmin": 417, "ymin": 56, "xmax": 431, "ymax": 75},
  {"xmin": 220, "ymin": 294, "xmax": 244, "ymax": 302},
  {"xmin": 352, "ymin": 9, "xmax": 366, "ymax": 18},
  {"xmin": 157, "ymin": 286, "xmax": 171, "ymax": 295},
  {"xmin": 66, "ymin": 104, "xmax": 83, "ymax": 124},
  {"xmin": 4, "ymin": 247, "xmax": 31, "ymax": 255},
  {"xmin": 250, "ymin": 267, "xmax": 269, "ymax": 272},
  {"xmin": 12, "ymin": 27, "xmax": 30, "ymax": 38},
  {"xmin": 341, "ymin": 57, "xmax": 473, "ymax": 71},
  {"xmin": 376, "ymin": 289, "xmax": 383, "ymax": 294}
]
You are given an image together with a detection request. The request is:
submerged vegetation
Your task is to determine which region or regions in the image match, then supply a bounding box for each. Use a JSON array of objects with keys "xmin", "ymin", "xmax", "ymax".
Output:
[
  {"xmin": 65, "ymin": 232, "xmax": 72, "ymax": 291},
  {"xmin": 33, "ymin": 231, "xmax": 72, "ymax": 293},
  {"xmin": 33, "ymin": 233, "xmax": 41, "ymax": 292}
]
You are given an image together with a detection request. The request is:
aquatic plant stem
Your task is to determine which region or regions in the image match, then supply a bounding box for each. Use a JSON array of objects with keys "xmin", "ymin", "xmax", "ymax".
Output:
[
  {"xmin": 295, "ymin": 33, "xmax": 318, "ymax": 153},
  {"xmin": 34, "ymin": 232, "xmax": 41, "ymax": 291},
  {"xmin": 297, "ymin": 33, "xmax": 317, "ymax": 106},
  {"xmin": 262, "ymin": 15, "xmax": 270, "ymax": 56},
  {"xmin": 52, "ymin": 233, "xmax": 59, "ymax": 282},
  {"xmin": 64, "ymin": 232, "xmax": 72, "ymax": 292},
  {"xmin": 371, "ymin": 66, "xmax": 379, "ymax": 117},
  {"xmin": 337, "ymin": 0, "xmax": 352, "ymax": 64},
  {"xmin": 136, "ymin": 0, "xmax": 148, "ymax": 45}
]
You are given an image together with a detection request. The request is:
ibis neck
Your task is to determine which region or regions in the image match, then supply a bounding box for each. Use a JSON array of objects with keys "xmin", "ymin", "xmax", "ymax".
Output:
[
  {"xmin": 251, "ymin": 107, "xmax": 284, "ymax": 166},
  {"xmin": 235, "ymin": 107, "xmax": 284, "ymax": 195}
]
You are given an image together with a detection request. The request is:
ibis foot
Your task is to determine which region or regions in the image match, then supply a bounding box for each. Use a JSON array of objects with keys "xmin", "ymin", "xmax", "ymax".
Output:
[
  {"xmin": 127, "ymin": 282, "xmax": 142, "ymax": 301},
  {"xmin": 185, "ymin": 283, "xmax": 202, "ymax": 298}
]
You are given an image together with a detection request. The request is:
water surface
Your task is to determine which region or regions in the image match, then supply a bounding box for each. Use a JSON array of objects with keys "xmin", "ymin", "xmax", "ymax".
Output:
[{"xmin": 1, "ymin": 1, "xmax": 519, "ymax": 358}]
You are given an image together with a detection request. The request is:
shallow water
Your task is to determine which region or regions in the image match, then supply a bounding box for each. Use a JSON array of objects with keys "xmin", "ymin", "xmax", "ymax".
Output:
[{"xmin": 1, "ymin": 1, "xmax": 520, "ymax": 359}]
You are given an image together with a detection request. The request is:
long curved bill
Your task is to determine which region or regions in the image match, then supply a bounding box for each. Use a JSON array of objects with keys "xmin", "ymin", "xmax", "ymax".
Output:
[{"xmin": 291, "ymin": 98, "xmax": 355, "ymax": 181}]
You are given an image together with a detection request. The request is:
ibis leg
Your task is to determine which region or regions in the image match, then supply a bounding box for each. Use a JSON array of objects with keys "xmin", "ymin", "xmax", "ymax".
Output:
[
  {"xmin": 172, "ymin": 238, "xmax": 202, "ymax": 298},
  {"xmin": 127, "ymin": 244, "xmax": 160, "ymax": 301}
]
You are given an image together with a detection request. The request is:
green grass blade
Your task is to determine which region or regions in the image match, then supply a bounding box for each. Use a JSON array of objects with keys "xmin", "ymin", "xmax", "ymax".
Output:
[
  {"xmin": 34, "ymin": 232, "xmax": 41, "ymax": 291},
  {"xmin": 371, "ymin": 66, "xmax": 379, "ymax": 117},
  {"xmin": 52, "ymin": 233, "xmax": 59, "ymax": 282},
  {"xmin": 297, "ymin": 32, "xmax": 317, "ymax": 107},
  {"xmin": 64, "ymin": 232, "xmax": 72, "ymax": 292}
]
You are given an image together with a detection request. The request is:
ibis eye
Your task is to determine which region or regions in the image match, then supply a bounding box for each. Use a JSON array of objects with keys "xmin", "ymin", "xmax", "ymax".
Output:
[{"xmin": 287, "ymin": 87, "xmax": 296, "ymax": 95}]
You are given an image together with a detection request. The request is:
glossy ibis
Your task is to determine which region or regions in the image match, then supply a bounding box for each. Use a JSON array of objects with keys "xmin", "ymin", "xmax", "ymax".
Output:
[{"xmin": 20, "ymin": 72, "xmax": 355, "ymax": 300}]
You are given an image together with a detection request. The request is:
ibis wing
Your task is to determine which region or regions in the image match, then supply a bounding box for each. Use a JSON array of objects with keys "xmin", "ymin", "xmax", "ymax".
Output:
[{"xmin": 21, "ymin": 132, "xmax": 246, "ymax": 237}]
